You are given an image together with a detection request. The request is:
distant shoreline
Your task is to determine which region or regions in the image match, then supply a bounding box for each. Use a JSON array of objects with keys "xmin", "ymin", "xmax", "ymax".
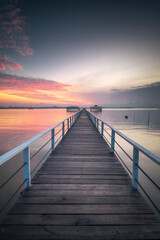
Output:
[{"xmin": 0, "ymin": 106, "xmax": 159, "ymax": 109}]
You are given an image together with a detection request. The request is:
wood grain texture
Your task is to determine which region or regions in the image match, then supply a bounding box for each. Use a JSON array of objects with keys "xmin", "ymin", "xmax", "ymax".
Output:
[{"xmin": 0, "ymin": 110, "xmax": 160, "ymax": 239}]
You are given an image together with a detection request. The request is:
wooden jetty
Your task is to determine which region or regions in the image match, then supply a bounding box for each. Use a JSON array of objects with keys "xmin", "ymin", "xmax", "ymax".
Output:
[{"xmin": 0, "ymin": 110, "xmax": 160, "ymax": 239}]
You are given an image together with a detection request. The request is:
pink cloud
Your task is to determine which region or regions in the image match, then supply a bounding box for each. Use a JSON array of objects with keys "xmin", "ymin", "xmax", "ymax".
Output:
[
  {"xmin": 0, "ymin": 73, "xmax": 70, "ymax": 92},
  {"xmin": 0, "ymin": 55, "xmax": 24, "ymax": 71},
  {"xmin": 0, "ymin": 0, "xmax": 33, "ymax": 56}
]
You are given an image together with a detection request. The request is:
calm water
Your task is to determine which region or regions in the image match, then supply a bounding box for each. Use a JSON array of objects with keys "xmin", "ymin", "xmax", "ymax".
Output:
[
  {"xmin": 94, "ymin": 108, "xmax": 160, "ymax": 156},
  {"xmin": 92, "ymin": 108, "xmax": 160, "ymax": 215},
  {"xmin": 0, "ymin": 109, "xmax": 72, "ymax": 156},
  {"xmin": 0, "ymin": 108, "xmax": 160, "ymax": 220}
]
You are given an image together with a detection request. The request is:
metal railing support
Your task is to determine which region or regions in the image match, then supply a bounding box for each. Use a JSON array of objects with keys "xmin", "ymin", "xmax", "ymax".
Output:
[
  {"xmin": 70, "ymin": 116, "xmax": 71, "ymax": 126},
  {"xmin": 97, "ymin": 119, "xmax": 99, "ymax": 131},
  {"xmin": 51, "ymin": 129, "xmax": 54, "ymax": 152},
  {"xmin": 23, "ymin": 147, "xmax": 31, "ymax": 189},
  {"xmin": 133, "ymin": 147, "xmax": 139, "ymax": 189},
  {"xmin": 67, "ymin": 119, "xmax": 69, "ymax": 130},
  {"xmin": 111, "ymin": 129, "xmax": 115, "ymax": 153},
  {"xmin": 101, "ymin": 122, "xmax": 104, "ymax": 137},
  {"xmin": 62, "ymin": 122, "xmax": 64, "ymax": 137}
]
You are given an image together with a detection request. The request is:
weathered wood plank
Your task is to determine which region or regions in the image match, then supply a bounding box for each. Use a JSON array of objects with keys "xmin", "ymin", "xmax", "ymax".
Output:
[
  {"xmin": 3, "ymin": 214, "xmax": 158, "ymax": 225},
  {"xmin": 35, "ymin": 174, "xmax": 130, "ymax": 180},
  {"xmin": 30, "ymin": 183, "xmax": 132, "ymax": 190},
  {"xmin": 22, "ymin": 189, "xmax": 142, "ymax": 197},
  {"xmin": 32, "ymin": 178, "xmax": 131, "ymax": 184},
  {"xmin": 17, "ymin": 196, "xmax": 144, "ymax": 204},
  {"xmin": 10, "ymin": 204, "xmax": 152, "ymax": 214},
  {"xmin": 1, "ymin": 225, "xmax": 160, "ymax": 239},
  {"xmin": 38, "ymin": 169, "xmax": 127, "ymax": 175}
]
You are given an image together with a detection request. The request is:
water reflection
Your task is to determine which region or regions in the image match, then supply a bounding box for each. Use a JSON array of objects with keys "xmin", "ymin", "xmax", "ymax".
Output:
[
  {"xmin": 94, "ymin": 108, "xmax": 160, "ymax": 213},
  {"xmin": 94, "ymin": 108, "xmax": 160, "ymax": 156},
  {"xmin": 0, "ymin": 109, "xmax": 71, "ymax": 155},
  {"xmin": 0, "ymin": 109, "xmax": 72, "ymax": 221}
]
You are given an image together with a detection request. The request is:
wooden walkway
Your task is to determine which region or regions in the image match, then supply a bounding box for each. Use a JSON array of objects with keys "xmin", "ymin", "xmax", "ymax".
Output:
[{"xmin": 0, "ymin": 110, "xmax": 160, "ymax": 239}]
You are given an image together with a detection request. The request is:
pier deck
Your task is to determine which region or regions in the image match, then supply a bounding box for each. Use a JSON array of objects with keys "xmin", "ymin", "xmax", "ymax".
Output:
[{"xmin": 1, "ymin": 111, "xmax": 160, "ymax": 239}]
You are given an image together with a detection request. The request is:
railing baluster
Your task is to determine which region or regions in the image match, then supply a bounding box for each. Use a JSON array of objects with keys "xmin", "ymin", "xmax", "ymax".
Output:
[
  {"xmin": 67, "ymin": 119, "xmax": 69, "ymax": 130},
  {"xmin": 97, "ymin": 119, "xmax": 99, "ymax": 131},
  {"xmin": 23, "ymin": 147, "xmax": 31, "ymax": 189},
  {"xmin": 62, "ymin": 122, "xmax": 64, "ymax": 137},
  {"xmin": 111, "ymin": 129, "xmax": 115, "ymax": 153},
  {"xmin": 70, "ymin": 116, "xmax": 71, "ymax": 126},
  {"xmin": 133, "ymin": 147, "xmax": 139, "ymax": 189},
  {"xmin": 101, "ymin": 122, "xmax": 104, "ymax": 137},
  {"xmin": 51, "ymin": 129, "xmax": 54, "ymax": 152}
]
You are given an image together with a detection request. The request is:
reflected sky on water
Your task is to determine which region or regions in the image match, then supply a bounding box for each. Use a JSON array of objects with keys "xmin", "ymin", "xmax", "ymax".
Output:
[
  {"xmin": 0, "ymin": 109, "xmax": 71, "ymax": 155},
  {"xmin": 94, "ymin": 108, "xmax": 160, "ymax": 157}
]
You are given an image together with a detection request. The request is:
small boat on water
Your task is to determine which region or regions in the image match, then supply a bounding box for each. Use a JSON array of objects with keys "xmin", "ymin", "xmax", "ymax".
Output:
[{"xmin": 90, "ymin": 105, "xmax": 102, "ymax": 112}]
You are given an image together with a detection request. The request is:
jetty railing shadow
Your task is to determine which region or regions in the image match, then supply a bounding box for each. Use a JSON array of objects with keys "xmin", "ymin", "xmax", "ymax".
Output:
[
  {"xmin": 86, "ymin": 109, "xmax": 160, "ymax": 215},
  {"xmin": 0, "ymin": 110, "xmax": 82, "ymax": 218}
]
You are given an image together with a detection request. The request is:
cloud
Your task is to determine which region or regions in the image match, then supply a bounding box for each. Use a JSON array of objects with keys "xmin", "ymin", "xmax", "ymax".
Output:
[
  {"xmin": 0, "ymin": 73, "xmax": 92, "ymax": 105},
  {"xmin": 0, "ymin": 73, "xmax": 70, "ymax": 92},
  {"xmin": 0, "ymin": 55, "xmax": 24, "ymax": 71},
  {"xmin": 0, "ymin": 0, "xmax": 33, "ymax": 56}
]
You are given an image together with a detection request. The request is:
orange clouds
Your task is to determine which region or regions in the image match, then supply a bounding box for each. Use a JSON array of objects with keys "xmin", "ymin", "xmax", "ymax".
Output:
[
  {"xmin": 0, "ymin": 55, "xmax": 24, "ymax": 71},
  {"xmin": 0, "ymin": 73, "xmax": 70, "ymax": 92},
  {"xmin": 0, "ymin": 73, "xmax": 90, "ymax": 106}
]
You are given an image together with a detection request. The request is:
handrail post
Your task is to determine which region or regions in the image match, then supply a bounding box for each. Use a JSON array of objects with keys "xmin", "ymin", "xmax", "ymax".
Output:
[
  {"xmin": 97, "ymin": 119, "xmax": 99, "ymax": 131},
  {"xmin": 111, "ymin": 129, "xmax": 115, "ymax": 153},
  {"xmin": 62, "ymin": 122, "xmax": 64, "ymax": 137},
  {"xmin": 67, "ymin": 119, "xmax": 69, "ymax": 130},
  {"xmin": 23, "ymin": 147, "xmax": 31, "ymax": 189},
  {"xmin": 51, "ymin": 129, "xmax": 54, "ymax": 152},
  {"xmin": 132, "ymin": 147, "xmax": 139, "ymax": 189},
  {"xmin": 101, "ymin": 122, "xmax": 104, "ymax": 137},
  {"xmin": 70, "ymin": 116, "xmax": 71, "ymax": 127}
]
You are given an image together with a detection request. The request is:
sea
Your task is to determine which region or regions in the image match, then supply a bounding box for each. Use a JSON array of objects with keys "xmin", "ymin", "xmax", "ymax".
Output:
[{"xmin": 0, "ymin": 108, "xmax": 160, "ymax": 220}]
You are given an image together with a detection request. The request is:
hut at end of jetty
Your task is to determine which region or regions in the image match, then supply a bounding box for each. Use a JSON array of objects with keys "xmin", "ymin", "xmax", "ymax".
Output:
[
  {"xmin": 66, "ymin": 106, "xmax": 80, "ymax": 112},
  {"xmin": 90, "ymin": 105, "xmax": 102, "ymax": 112}
]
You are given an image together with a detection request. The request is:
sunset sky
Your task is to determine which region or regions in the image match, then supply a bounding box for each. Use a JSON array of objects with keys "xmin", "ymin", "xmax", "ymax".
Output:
[{"xmin": 0, "ymin": 0, "xmax": 160, "ymax": 107}]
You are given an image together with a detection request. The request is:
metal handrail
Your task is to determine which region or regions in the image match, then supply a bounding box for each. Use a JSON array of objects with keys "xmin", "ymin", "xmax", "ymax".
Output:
[{"xmin": 86, "ymin": 109, "xmax": 160, "ymax": 213}]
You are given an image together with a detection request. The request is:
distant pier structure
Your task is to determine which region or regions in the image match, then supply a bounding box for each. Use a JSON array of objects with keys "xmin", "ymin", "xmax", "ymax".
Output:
[
  {"xmin": 66, "ymin": 106, "xmax": 80, "ymax": 112},
  {"xmin": 90, "ymin": 104, "xmax": 102, "ymax": 112}
]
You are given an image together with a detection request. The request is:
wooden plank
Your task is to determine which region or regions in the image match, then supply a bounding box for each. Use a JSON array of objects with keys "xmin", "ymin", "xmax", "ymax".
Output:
[
  {"xmin": 3, "ymin": 214, "xmax": 158, "ymax": 225},
  {"xmin": 17, "ymin": 196, "xmax": 144, "ymax": 204},
  {"xmin": 35, "ymin": 174, "xmax": 130, "ymax": 179},
  {"xmin": 38, "ymin": 169, "xmax": 127, "ymax": 175},
  {"xmin": 32, "ymin": 178, "xmax": 131, "ymax": 184},
  {"xmin": 30, "ymin": 183, "xmax": 132, "ymax": 190},
  {"xmin": 22, "ymin": 189, "xmax": 142, "ymax": 197},
  {"xmin": 1, "ymin": 225, "xmax": 160, "ymax": 239},
  {"xmin": 11, "ymin": 204, "xmax": 152, "ymax": 214},
  {"xmin": 43, "ymin": 162, "xmax": 122, "ymax": 168}
]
